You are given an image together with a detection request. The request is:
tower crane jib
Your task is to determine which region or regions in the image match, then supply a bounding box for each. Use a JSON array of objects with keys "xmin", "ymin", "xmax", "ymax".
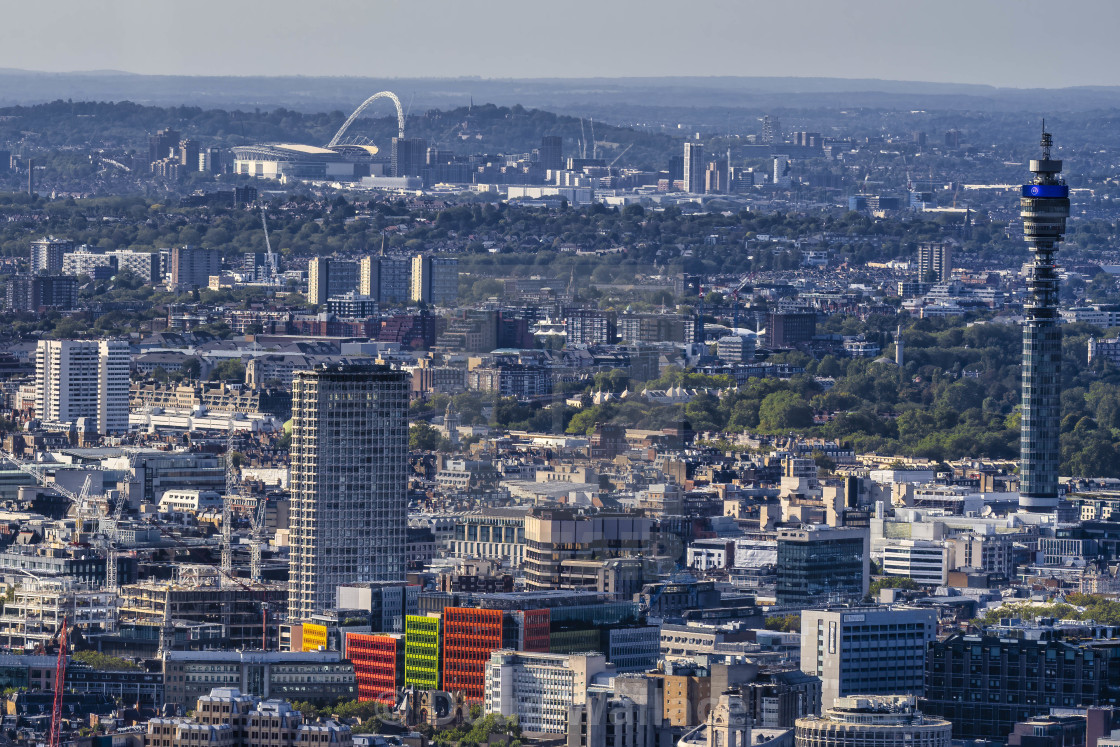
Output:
[{"xmin": 261, "ymin": 208, "xmax": 272, "ymax": 254}]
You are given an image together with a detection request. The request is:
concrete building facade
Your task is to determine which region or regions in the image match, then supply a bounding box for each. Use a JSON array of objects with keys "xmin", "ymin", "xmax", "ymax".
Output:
[
  {"xmin": 484, "ymin": 650, "xmax": 608, "ymax": 734},
  {"xmin": 161, "ymin": 652, "xmax": 356, "ymax": 710},
  {"xmin": 410, "ymin": 255, "xmax": 460, "ymax": 306},
  {"xmin": 30, "ymin": 236, "xmax": 72, "ymax": 275},
  {"xmin": 308, "ymin": 258, "xmax": 360, "ymax": 307},
  {"xmin": 35, "ymin": 339, "xmax": 129, "ymax": 434},
  {"xmin": 916, "ymin": 242, "xmax": 952, "ymax": 283},
  {"xmin": 801, "ymin": 606, "xmax": 937, "ymax": 710},
  {"xmin": 683, "ymin": 142, "xmax": 704, "ymax": 193},
  {"xmin": 170, "ymin": 246, "xmax": 222, "ymax": 290},
  {"xmin": 880, "ymin": 540, "xmax": 950, "ymax": 586}
]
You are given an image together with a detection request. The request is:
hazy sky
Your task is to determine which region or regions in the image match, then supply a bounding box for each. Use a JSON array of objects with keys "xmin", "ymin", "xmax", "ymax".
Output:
[{"xmin": 7, "ymin": 0, "xmax": 1119, "ymax": 88}]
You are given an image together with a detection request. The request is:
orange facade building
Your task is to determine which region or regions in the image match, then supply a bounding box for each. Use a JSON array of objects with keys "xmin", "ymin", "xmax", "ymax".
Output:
[{"xmin": 441, "ymin": 607, "xmax": 550, "ymax": 700}]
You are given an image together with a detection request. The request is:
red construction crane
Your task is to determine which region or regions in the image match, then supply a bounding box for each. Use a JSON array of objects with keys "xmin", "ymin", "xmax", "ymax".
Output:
[{"xmin": 48, "ymin": 618, "xmax": 68, "ymax": 747}]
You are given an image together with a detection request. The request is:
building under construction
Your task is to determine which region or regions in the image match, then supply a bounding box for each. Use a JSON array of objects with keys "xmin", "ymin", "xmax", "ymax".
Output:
[
  {"xmin": 0, "ymin": 578, "xmax": 117, "ymax": 650},
  {"xmin": 118, "ymin": 575, "xmax": 286, "ymax": 652}
]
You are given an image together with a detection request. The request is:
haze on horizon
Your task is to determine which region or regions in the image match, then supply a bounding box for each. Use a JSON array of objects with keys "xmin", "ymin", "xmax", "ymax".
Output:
[{"xmin": 7, "ymin": 0, "xmax": 1120, "ymax": 90}]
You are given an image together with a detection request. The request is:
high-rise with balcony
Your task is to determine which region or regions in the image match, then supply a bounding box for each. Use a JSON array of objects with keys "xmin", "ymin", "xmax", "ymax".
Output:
[
  {"xmin": 358, "ymin": 255, "xmax": 410, "ymax": 304},
  {"xmin": 683, "ymin": 142, "xmax": 704, "ymax": 193},
  {"xmin": 916, "ymin": 242, "xmax": 952, "ymax": 283},
  {"xmin": 169, "ymin": 245, "xmax": 222, "ymax": 290},
  {"xmin": 308, "ymin": 257, "xmax": 360, "ymax": 306},
  {"xmin": 35, "ymin": 340, "xmax": 129, "ymax": 435},
  {"xmin": 30, "ymin": 236, "xmax": 72, "ymax": 275},
  {"xmin": 287, "ymin": 364, "xmax": 409, "ymax": 621},
  {"xmin": 410, "ymin": 255, "xmax": 460, "ymax": 306},
  {"xmin": 1020, "ymin": 127, "xmax": 1069, "ymax": 513}
]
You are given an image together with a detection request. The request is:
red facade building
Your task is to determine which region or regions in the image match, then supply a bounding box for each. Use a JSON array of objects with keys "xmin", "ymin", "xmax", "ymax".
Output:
[{"xmin": 345, "ymin": 632, "xmax": 404, "ymax": 704}]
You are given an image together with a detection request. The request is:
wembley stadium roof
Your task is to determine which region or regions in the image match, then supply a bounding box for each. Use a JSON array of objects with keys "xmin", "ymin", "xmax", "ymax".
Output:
[{"xmin": 232, "ymin": 143, "xmax": 347, "ymax": 162}]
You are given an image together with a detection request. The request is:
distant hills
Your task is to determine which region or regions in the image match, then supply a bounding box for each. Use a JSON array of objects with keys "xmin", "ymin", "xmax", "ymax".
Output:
[
  {"xmin": 2, "ymin": 69, "xmax": 1120, "ymax": 119},
  {"xmin": 0, "ymin": 100, "xmax": 680, "ymax": 170}
]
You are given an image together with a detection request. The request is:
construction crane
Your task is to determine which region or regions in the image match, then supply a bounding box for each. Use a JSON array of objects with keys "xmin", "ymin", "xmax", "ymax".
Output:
[
  {"xmin": 3, "ymin": 452, "xmax": 133, "ymax": 573},
  {"xmin": 0, "ymin": 452, "xmax": 80, "ymax": 502},
  {"xmin": 156, "ymin": 582, "xmax": 173, "ymax": 658},
  {"xmin": 155, "ymin": 524, "xmax": 276, "ymax": 651},
  {"xmin": 260, "ymin": 208, "xmax": 271, "ymax": 252},
  {"xmin": 730, "ymin": 276, "xmax": 751, "ymax": 331},
  {"xmin": 260, "ymin": 602, "xmax": 270, "ymax": 651},
  {"xmin": 222, "ymin": 430, "xmax": 238, "ymax": 584},
  {"xmin": 1, "ymin": 452, "xmax": 130, "ymax": 600},
  {"xmin": 48, "ymin": 617, "xmax": 68, "ymax": 747},
  {"xmin": 860, "ymin": 152, "xmax": 878, "ymax": 194},
  {"xmin": 249, "ymin": 492, "xmax": 268, "ymax": 584},
  {"xmin": 71, "ymin": 475, "xmax": 96, "ymax": 529},
  {"xmin": 608, "ymin": 144, "xmax": 632, "ymax": 170},
  {"xmin": 0, "ymin": 452, "xmax": 104, "ymax": 532},
  {"xmin": 104, "ymin": 491, "xmax": 128, "ymax": 592},
  {"xmin": 261, "ymin": 207, "xmax": 278, "ymax": 280}
]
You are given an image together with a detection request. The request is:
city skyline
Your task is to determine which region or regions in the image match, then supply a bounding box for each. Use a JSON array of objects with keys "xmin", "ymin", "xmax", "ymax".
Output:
[{"xmin": 2, "ymin": 3, "xmax": 1120, "ymax": 738}]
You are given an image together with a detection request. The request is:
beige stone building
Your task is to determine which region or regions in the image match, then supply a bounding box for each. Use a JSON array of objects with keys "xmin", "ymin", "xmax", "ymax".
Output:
[{"xmin": 145, "ymin": 687, "xmax": 352, "ymax": 747}]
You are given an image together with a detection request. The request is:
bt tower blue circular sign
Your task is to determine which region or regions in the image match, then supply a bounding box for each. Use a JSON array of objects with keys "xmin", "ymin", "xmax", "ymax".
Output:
[{"xmin": 1021, "ymin": 184, "xmax": 1069, "ymax": 198}]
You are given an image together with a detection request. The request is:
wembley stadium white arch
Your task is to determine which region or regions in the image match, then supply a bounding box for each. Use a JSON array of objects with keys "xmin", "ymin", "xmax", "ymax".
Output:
[{"xmin": 327, "ymin": 91, "xmax": 405, "ymax": 147}]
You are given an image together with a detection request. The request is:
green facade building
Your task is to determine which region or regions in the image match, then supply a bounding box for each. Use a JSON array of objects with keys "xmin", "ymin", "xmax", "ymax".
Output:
[{"xmin": 403, "ymin": 614, "xmax": 441, "ymax": 690}]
